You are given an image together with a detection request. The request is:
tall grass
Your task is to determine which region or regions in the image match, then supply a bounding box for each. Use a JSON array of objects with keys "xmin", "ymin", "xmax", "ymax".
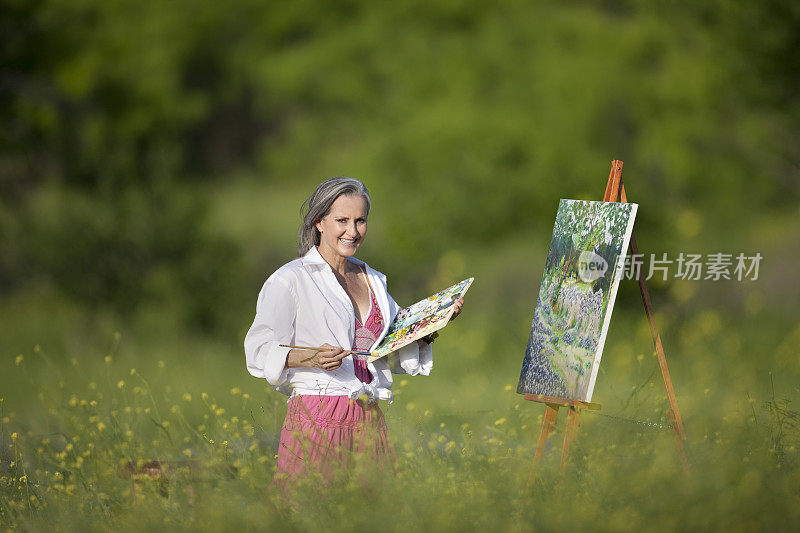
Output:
[{"xmin": 2, "ymin": 313, "xmax": 798, "ymax": 531}]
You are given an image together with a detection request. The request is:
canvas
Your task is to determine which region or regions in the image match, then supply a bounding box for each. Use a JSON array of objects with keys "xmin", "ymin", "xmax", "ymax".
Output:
[
  {"xmin": 367, "ymin": 277, "xmax": 474, "ymax": 363},
  {"xmin": 517, "ymin": 199, "xmax": 637, "ymax": 402}
]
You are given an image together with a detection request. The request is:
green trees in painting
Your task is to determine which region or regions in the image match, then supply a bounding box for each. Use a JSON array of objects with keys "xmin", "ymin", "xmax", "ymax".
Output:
[{"xmin": 547, "ymin": 201, "xmax": 634, "ymax": 312}]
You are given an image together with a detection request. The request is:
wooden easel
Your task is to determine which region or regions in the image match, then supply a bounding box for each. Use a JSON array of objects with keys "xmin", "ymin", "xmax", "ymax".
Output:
[
  {"xmin": 524, "ymin": 394, "xmax": 601, "ymax": 487},
  {"xmin": 526, "ymin": 160, "xmax": 689, "ymax": 487}
]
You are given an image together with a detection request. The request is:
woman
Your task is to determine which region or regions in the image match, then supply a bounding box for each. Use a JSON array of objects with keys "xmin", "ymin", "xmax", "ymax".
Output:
[{"xmin": 244, "ymin": 177, "xmax": 462, "ymax": 482}]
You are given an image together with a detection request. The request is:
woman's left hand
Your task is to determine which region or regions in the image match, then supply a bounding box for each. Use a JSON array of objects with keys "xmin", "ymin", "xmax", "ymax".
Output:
[{"xmin": 449, "ymin": 296, "xmax": 464, "ymax": 321}]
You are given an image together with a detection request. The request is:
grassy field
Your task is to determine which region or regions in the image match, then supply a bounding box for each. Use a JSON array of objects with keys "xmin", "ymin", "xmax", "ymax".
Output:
[{"xmin": 2, "ymin": 223, "xmax": 798, "ymax": 530}]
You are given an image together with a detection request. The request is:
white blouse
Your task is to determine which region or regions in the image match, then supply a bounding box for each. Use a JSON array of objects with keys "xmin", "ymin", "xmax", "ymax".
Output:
[{"xmin": 244, "ymin": 247, "xmax": 433, "ymax": 402}]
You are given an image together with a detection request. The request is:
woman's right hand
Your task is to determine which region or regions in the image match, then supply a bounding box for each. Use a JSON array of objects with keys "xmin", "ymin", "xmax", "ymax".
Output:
[
  {"xmin": 313, "ymin": 343, "xmax": 349, "ymax": 370},
  {"xmin": 288, "ymin": 343, "xmax": 349, "ymax": 370}
]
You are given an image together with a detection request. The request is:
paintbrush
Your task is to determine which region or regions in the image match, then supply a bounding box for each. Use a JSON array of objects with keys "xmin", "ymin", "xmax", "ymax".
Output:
[{"xmin": 279, "ymin": 344, "xmax": 372, "ymax": 357}]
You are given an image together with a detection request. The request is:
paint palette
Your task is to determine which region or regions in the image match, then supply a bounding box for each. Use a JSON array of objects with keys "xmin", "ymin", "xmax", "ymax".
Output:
[{"xmin": 367, "ymin": 277, "xmax": 474, "ymax": 362}]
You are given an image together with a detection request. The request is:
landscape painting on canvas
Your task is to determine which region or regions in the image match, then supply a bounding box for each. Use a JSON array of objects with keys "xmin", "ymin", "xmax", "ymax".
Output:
[
  {"xmin": 517, "ymin": 199, "xmax": 637, "ymax": 402},
  {"xmin": 368, "ymin": 278, "xmax": 474, "ymax": 362}
]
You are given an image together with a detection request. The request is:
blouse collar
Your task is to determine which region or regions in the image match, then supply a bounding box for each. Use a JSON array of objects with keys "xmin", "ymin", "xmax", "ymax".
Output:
[{"xmin": 301, "ymin": 246, "xmax": 367, "ymax": 271}]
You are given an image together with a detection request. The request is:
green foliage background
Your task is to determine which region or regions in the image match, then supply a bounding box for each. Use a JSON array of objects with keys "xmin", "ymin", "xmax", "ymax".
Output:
[{"xmin": 1, "ymin": 0, "xmax": 799, "ymax": 530}]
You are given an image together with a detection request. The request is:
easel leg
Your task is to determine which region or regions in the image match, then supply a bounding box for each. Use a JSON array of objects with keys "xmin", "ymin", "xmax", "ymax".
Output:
[
  {"xmin": 604, "ymin": 162, "xmax": 690, "ymax": 475},
  {"xmin": 631, "ymin": 231, "xmax": 690, "ymax": 474},
  {"xmin": 560, "ymin": 407, "xmax": 581, "ymax": 473},
  {"xmin": 669, "ymin": 409, "xmax": 691, "ymax": 476},
  {"xmin": 528, "ymin": 404, "xmax": 559, "ymax": 488}
]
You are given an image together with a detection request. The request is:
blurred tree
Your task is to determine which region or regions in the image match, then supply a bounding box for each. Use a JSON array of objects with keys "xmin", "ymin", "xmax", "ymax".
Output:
[{"xmin": 0, "ymin": 0, "xmax": 797, "ymax": 336}]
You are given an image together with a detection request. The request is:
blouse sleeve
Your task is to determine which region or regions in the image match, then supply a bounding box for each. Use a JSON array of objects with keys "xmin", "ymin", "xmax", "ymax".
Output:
[
  {"xmin": 244, "ymin": 275, "xmax": 297, "ymax": 393},
  {"xmin": 384, "ymin": 292, "xmax": 433, "ymax": 376}
]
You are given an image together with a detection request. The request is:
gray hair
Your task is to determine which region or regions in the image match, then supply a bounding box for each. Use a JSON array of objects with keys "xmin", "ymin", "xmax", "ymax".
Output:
[{"xmin": 298, "ymin": 177, "xmax": 371, "ymax": 256}]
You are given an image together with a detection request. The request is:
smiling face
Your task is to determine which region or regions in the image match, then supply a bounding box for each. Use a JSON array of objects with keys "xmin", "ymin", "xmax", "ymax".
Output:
[{"xmin": 315, "ymin": 194, "xmax": 368, "ymax": 261}]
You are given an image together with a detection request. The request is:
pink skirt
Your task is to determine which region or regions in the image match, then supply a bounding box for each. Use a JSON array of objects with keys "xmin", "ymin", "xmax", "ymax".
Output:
[{"xmin": 274, "ymin": 394, "xmax": 394, "ymax": 484}]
